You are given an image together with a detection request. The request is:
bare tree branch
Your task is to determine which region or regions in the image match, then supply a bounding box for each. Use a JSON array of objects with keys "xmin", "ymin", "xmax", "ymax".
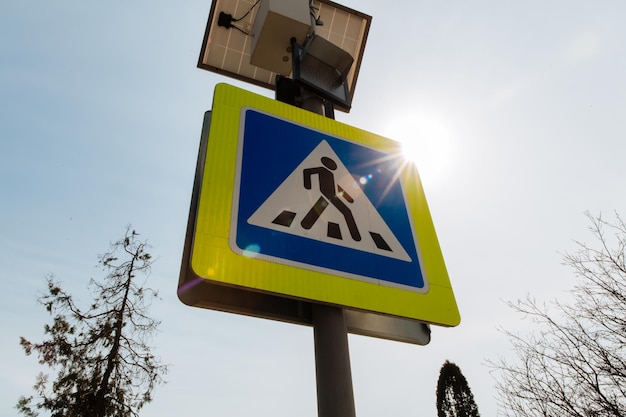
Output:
[{"xmin": 490, "ymin": 212, "xmax": 626, "ymax": 417}]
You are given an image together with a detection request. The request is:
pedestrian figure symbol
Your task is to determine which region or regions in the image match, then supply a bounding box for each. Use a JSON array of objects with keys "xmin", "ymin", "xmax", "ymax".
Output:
[
  {"xmin": 246, "ymin": 140, "xmax": 412, "ymax": 262},
  {"xmin": 300, "ymin": 157, "xmax": 361, "ymax": 241}
]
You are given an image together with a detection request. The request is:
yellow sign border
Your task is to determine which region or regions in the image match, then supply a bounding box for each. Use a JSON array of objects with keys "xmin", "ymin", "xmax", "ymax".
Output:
[{"xmin": 190, "ymin": 83, "xmax": 460, "ymax": 326}]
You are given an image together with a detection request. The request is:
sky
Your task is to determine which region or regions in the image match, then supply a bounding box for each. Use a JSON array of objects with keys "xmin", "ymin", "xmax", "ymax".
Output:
[{"xmin": 2, "ymin": 1, "xmax": 626, "ymax": 416}]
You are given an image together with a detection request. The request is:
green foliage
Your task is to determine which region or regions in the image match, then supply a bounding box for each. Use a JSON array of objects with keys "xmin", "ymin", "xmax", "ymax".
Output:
[
  {"xmin": 17, "ymin": 227, "xmax": 167, "ymax": 417},
  {"xmin": 436, "ymin": 360, "xmax": 480, "ymax": 417}
]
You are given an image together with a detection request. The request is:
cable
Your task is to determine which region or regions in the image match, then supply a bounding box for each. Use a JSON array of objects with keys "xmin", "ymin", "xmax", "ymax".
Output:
[
  {"xmin": 217, "ymin": 13, "xmax": 251, "ymax": 36},
  {"xmin": 309, "ymin": 2, "xmax": 323, "ymax": 26},
  {"xmin": 231, "ymin": 24, "xmax": 250, "ymax": 36},
  {"xmin": 233, "ymin": 0, "xmax": 261, "ymax": 22},
  {"xmin": 217, "ymin": 0, "xmax": 260, "ymax": 36}
]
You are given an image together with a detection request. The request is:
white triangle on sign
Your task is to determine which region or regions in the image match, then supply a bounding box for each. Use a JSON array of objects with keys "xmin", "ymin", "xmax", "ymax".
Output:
[{"xmin": 247, "ymin": 140, "xmax": 411, "ymax": 262}]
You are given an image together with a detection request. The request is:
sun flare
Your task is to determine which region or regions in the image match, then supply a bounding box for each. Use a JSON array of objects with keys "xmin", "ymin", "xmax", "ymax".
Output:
[{"xmin": 382, "ymin": 112, "xmax": 453, "ymax": 184}]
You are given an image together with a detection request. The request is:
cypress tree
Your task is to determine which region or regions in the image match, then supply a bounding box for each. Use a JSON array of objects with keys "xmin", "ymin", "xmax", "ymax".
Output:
[{"xmin": 436, "ymin": 360, "xmax": 480, "ymax": 417}]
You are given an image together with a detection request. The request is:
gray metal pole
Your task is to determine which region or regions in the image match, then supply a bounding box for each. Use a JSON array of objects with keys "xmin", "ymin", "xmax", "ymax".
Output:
[
  {"xmin": 304, "ymin": 93, "xmax": 357, "ymax": 417},
  {"xmin": 301, "ymin": 94, "xmax": 327, "ymax": 117},
  {"xmin": 312, "ymin": 303, "xmax": 357, "ymax": 417},
  {"xmin": 277, "ymin": 82, "xmax": 357, "ymax": 417}
]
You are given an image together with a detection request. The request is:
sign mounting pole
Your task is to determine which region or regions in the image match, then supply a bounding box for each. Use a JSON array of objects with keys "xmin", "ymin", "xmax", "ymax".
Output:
[
  {"xmin": 313, "ymin": 303, "xmax": 356, "ymax": 417},
  {"xmin": 296, "ymin": 93, "xmax": 357, "ymax": 417}
]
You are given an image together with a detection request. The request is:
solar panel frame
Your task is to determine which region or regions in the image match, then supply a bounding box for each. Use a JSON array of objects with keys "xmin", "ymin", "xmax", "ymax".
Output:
[{"xmin": 197, "ymin": 0, "xmax": 371, "ymax": 112}]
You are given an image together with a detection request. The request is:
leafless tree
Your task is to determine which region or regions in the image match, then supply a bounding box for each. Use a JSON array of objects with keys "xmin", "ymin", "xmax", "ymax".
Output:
[{"xmin": 491, "ymin": 212, "xmax": 626, "ymax": 417}]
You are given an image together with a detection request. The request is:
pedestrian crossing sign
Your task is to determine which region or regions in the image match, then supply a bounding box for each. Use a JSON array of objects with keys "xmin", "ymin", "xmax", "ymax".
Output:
[{"xmin": 183, "ymin": 83, "xmax": 459, "ymax": 327}]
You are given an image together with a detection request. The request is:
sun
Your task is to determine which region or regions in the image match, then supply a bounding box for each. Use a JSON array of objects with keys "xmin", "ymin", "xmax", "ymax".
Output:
[{"xmin": 382, "ymin": 112, "xmax": 454, "ymax": 184}]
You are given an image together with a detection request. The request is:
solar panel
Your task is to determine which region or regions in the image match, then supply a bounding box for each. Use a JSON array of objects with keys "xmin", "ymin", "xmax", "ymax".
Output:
[{"xmin": 197, "ymin": 0, "xmax": 371, "ymax": 112}]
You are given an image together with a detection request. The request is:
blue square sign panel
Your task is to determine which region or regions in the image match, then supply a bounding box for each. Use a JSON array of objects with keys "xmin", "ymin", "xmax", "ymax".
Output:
[{"xmin": 231, "ymin": 108, "xmax": 426, "ymax": 292}]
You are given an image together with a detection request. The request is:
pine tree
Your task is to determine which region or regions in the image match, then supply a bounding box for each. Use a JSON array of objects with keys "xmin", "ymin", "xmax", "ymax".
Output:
[
  {"xmin": 17, "ymin": 227, "xmax": 167, "ymax": 417},
  {"xmin": 436, "ymin": 360, "xmax": 480, "ymax": 417}
]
